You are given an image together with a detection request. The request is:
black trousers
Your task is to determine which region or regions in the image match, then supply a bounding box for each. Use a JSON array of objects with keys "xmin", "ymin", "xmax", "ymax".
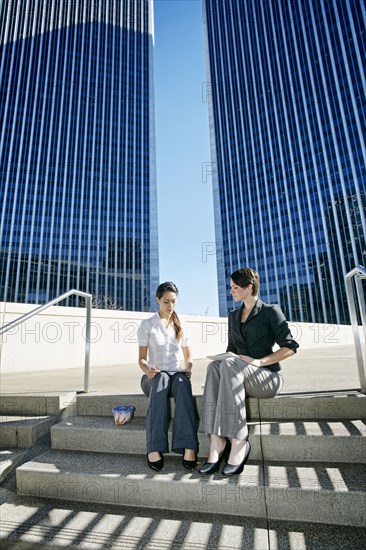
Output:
[{"xmin": 141, "ymin": 371, "xmax": 199, "ymax": 454}]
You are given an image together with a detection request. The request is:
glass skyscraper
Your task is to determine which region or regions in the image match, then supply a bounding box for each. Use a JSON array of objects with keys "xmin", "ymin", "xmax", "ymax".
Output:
[
  {"xmin": 204, "ymin": 0, "xmax": 365, "ymax": 323},
  {"xmin": 0, "ymin": 0, "xmax": 159, "ymax": 311}
]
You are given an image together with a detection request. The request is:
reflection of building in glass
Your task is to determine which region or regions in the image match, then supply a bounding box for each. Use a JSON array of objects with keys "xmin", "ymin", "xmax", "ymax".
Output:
[
  {"xmin": 0, "ymin": 0, "xmax": 159, "ymax": 311},
  {"xmin": 203, "ymin": 0, "xmax": 365, "ymax": 323}
]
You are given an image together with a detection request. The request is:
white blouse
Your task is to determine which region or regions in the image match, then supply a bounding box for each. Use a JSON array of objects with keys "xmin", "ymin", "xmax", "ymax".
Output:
[{"xmin": 137, "ymin": 312, "xmax": 191, "ymax": 372}]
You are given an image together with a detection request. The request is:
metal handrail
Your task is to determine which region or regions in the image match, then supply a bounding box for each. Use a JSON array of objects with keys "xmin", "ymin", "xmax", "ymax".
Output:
[
  {"xmin": 0, "ymin": 289, "xmax": 92, "ymax": 393},
  {"xmin": 345, "ymin": 265, "xmax": 366, "ymax": 394}
]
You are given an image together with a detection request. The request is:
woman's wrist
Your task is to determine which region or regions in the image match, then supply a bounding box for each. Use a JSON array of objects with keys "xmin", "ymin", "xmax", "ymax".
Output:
[{"xmin": 139, "ymin": 361, "xmax": 149, "ymax": 374}]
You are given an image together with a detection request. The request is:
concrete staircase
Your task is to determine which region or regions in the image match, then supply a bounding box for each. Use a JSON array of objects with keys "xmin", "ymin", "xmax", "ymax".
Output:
[
  {"xmin": 1, "ymin": 391, "xmax": 366, "ymax": 549},
  {"xmin": 16, "ymin": 393, "xmax": 366, "ymax": 521},
  {"xmin": 0, "ymin": 393, "xmax": 76, "ymax": 483}
]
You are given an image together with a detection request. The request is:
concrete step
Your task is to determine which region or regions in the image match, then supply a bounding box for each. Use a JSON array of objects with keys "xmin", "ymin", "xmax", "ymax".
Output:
[
  {"xmin": 76, "ymin": 391, "xmax": 366, "ymax": 421},
  {"xmin": 2, "ymin": 491, "xmax": 366, "ymax": 550},
  {"xmin": 0, "ymin": 448, "xmax": 28, "ymax": 484},
  {"xmin": 16, "ymin": 450, "xmax": 366, "ymax": 527},
  {"xmin": 0, "ymin": 393, "xmax": 76, "ymax": 416},
  {"xmin": 51, "ymin": 415, "xmax": 366, "ymax": 463},
  {"xmin": 1, "ymin": 415, "xmax": 58, "ymax": 449}
]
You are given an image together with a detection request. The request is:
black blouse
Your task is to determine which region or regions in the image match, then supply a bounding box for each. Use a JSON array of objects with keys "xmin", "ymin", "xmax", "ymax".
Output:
[{"xmin": 226, "ymin": 299, "xmax": 299, "ymax": 372}]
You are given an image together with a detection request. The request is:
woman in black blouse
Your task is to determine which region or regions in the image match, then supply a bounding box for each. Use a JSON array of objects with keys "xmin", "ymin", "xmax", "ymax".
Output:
[{"xmin": 198, "ymin": 268, "xmax": 299, "ymax": 476}]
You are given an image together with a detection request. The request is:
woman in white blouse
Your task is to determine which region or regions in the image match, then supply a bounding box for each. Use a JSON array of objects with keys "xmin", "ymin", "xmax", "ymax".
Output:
[{"xmin": 137, "ymin": 282, "xmax": 198, "ymax": 471}]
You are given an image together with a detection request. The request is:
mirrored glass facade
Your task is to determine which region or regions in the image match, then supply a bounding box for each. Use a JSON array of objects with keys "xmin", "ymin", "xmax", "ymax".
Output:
[
  {"xmin": 203, "ymin": 0, "xmax": 365, "ymax": 323},
  {"xmin": 0, "ymin": 0, "xmax": 159, "ymax": 311}
]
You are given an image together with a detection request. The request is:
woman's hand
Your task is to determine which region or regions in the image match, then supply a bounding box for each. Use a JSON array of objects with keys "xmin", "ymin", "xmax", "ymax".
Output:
[
  {"xmin": 147, "ymin": 367, "xmax": 161, "ymax": 379},
  {"xmin": 239, "ymin": 355, "xmax": 261, "ymax": 367},
  {"xmin": 184, "ymin": 367, "xmax": 192, "ymax": 379},
  {"xmin": 183, "ymin": 347, "xmax": 193, "ymax": 379},
  {"xmin": 239, "ymin": 346, "xmax": 295, "ymax": 368}
]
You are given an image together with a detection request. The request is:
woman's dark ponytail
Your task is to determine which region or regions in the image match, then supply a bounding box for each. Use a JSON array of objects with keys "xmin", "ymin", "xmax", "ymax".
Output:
[{"xmin": 171, "ymin": 310, "xmax": 183, "ymax": 341}]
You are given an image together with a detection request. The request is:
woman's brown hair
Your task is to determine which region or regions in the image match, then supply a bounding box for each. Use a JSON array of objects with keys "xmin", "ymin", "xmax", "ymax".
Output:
[
  {"xmin": 230, "ymin": 268, "xmax": 260, "ymax": 296},
  {"xmin": 156, "ymin": 282, "xmax": 183, "ymax": 341}
]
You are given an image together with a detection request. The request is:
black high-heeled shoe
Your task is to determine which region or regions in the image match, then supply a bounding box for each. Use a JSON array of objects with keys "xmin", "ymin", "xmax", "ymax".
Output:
[
  {"xmin": 198, "ymin": 440, "xmax": 231, "ymax": 475},
  {"xmin": 182, "ymin": 457, "xmax": 197, "ymax": 470},
  {"xmin": 182, "ymin": 449, "xmax": 197, "ymax": 470},
  {"xmin": 147, "ymin": 453, "xmax": 164, "ymax": 471},
  {"xmin": 222, "ymin": 440, "xmax": 251, "ymax": 476}
]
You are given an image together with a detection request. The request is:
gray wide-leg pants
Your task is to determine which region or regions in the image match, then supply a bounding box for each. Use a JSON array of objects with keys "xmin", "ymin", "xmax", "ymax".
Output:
[
  {"xmin": 141, "ymin": 371, "xmax": 199, "ymax": 454},
  {"xmin": 199, "ymin": 357, "xmax": 283, "ymax": 440}
]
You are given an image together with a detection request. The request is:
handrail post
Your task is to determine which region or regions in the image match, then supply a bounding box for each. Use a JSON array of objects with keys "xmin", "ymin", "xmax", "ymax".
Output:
[
  {"xmin": 355, "ymin": 276, "xmax": 366, "ymax": 345},
  {"xmin": 345, "ymin": 266, "xmax": 366, "ymax": 394},
  {"xmin": 84, "ymin": 295, "xmax": 92, "ymax": 393}
]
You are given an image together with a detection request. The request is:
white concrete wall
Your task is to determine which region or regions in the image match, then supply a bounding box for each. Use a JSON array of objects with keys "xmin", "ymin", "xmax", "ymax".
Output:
[{"xmin": 0, "ymin": 301, "xmax": 364, "ymax": 373}]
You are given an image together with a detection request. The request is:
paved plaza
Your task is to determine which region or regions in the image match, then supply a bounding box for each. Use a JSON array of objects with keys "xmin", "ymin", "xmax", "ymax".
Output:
[{"xmin": 1, "ymin": 344, "xmax": 362, "ymax": 396}]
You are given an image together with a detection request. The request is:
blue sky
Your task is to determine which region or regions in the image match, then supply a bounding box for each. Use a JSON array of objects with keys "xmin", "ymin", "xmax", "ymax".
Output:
[{"xmin": 153, "ymin": 0, "xmax": 219, "ymax": 316}]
